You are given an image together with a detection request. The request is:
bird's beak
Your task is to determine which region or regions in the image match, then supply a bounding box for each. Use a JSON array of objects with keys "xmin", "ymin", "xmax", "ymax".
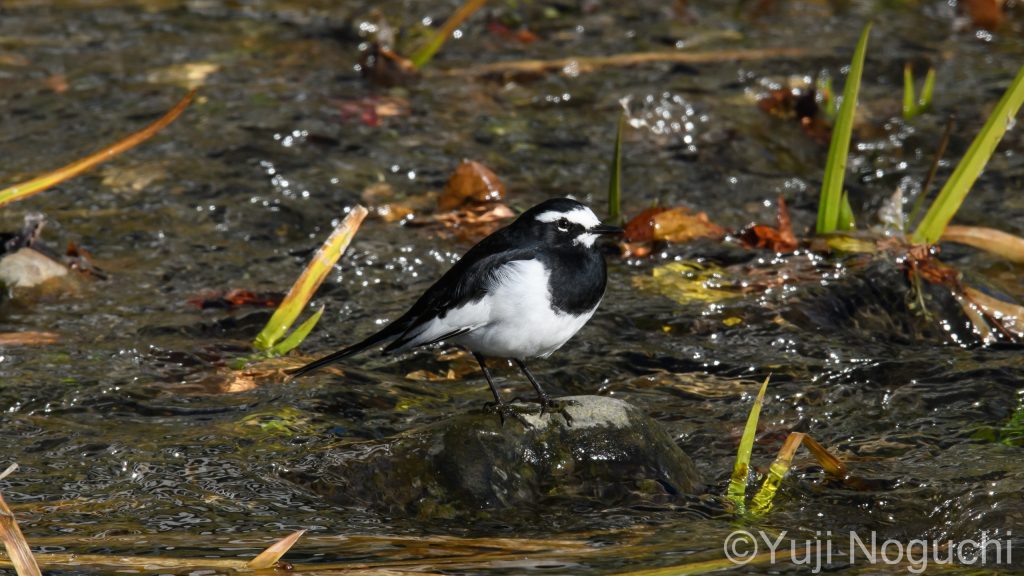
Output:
[{"xmin": 592, "ymin": 223, "xmax": 624, "ymax": 235}]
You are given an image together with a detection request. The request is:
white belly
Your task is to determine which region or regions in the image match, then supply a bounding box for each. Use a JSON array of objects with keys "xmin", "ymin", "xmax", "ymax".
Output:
[{"xmin": 448, "ymin": 259, "xmax": 597, "ymax": 359}]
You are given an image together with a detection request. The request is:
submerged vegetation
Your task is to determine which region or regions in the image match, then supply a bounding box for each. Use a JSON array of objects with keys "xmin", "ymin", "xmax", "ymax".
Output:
[{"xmin": 1, "ymin": 0, "xmax": 1024, "ymax": 574}]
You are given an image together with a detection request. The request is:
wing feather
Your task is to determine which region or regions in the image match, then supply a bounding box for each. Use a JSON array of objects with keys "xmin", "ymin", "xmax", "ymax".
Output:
[{"xmin": 383, "ymin": 246, "xmax": 538, "ymax": 353}]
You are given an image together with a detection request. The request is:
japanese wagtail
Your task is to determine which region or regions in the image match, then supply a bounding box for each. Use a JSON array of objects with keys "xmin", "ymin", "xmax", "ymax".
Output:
[{"xmin": 287, "ymin": 198, "xmax": 622, "ymax": 423}]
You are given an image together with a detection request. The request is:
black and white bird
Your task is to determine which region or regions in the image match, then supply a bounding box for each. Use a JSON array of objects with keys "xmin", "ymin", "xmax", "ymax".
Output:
[{"xmin": 287, "ymin": 198, "xmax": 622, "ymax": 422}]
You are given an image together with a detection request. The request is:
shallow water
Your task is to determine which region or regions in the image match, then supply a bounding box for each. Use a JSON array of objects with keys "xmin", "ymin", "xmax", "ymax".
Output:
[{"xmin": 1, "ymin": 0, "xmax": 1023, "ymax": 574}]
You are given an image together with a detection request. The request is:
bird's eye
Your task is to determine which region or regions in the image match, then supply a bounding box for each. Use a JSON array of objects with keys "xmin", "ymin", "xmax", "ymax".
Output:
[{"xmin": 556, "ymin": 218, "xmax": 570, "ymax": 232}]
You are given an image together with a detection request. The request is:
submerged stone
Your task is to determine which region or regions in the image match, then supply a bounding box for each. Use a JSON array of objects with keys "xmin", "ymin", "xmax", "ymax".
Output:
[{"xmin": 293, "ymin": 395, "xmax": 702, "ymax": 518}]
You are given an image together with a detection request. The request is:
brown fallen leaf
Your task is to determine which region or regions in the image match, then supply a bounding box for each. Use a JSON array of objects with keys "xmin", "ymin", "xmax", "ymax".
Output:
[
  {"xmin": 963, "ymin": 0, "xmax": 1004, "ymax": 30},
  {"xmin": 439, "ymin": 160, "xmax": 506, "ymax": 211},
  {"xmin": 0, "ymin": 332, "xmax": 60, "ymax": 346},
  {"xmin": 188, "ymin": 289, "xmax": 281, "ymax": 310},
  {"xmin": 913, "ymin": 254, "xmax": 960, "ymax": 287},
  {"xmin": 486, "ymin": 21, "xmax": 539, "ymax": 43},
  {"xmin": 941, "ymin": 225, "xmax": 1024, "ymax": 263},
  {"xmin": 0, "ymin": 54, "xmax": 30, "ymax": 67},
  {"xmin": 248, "ymin": 530, "xmax": 305, "ymax": 570},
  {"xmin": 962, "ymin": 286, "xmax": 1024, "ymax": 339},
  {"xmin": 335, "ymin": 95, "xmax": 410, "ymax": 127},
  {"xmin": 44, "ymin": 74, "xmax": 68, "ymax": 94},
  {"xmin": 739, "ymin": 195, "xmax": 798, "ymax": 252},
  {"xmin": 434, "ymin": 203, "xmax": 516, "ymax": 242},
  {"xmin": 757, "ymin": 86, "xmax": 830, "ymax": 143},
  {"xmin": 623, "ymin": 206, "xmax": 725, "ymax": 243},
  {"xmin": 620, "ymin": 242, "xmax": 653, "ymax": 258},
  {"xmin": 406, "ymin": 368, "xmax": 458, "ymax": 381}
]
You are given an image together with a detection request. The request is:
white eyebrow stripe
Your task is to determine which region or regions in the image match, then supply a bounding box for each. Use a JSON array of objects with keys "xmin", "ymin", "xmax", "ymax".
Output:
[{"xmin": 534, "ymin": 207, "xmax": 601, "ymax": 228}]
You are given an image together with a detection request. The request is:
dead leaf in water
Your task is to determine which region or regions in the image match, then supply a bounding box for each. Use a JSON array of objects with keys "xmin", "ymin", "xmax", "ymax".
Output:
[
  {"xmin": 757, "ymin": 85, "xmax": 831, "ymax": 143},
  {"xmin": 962, "ymin": 286, "xmax": 1024, "ymax": 339},
  {"xmin": 486, "ymin": 21, "xmax": 539, "ymax": 43},
  {"xmin": 633, "ymin": 261, "xmax": 739, "ymax": 304},
  {"xmin": 0, "ymin": 332, "xmax": 60, "ymax": 346},
  {"xmin": 335, "ymin": 95, "xmax": 410, "ymax": 127},
  {"xmin": 439, "ymin": 160, "xmax": 506, "ymax": 211},
  {"xmin": 739, "ymin": 195, "xmax": 798, "ymax": 252},
  {"xmin": 188, "ymin": 289, "xmax": 281, "ymax": 310},
  {"xmin": 623, "ymin": 206, "xmax": 725, "ymax": 243},
  {"xmin": 434, "ymin": 203, "xmax": 516, "ymax": 242},
  {"xmin": 962, "ymin": 0, "xmax": 1004, "ymax": 30},
  {"xmin": 941, "ymin": 225, "xmax": 1024, "ymax": 263},
  {"xmin": 44, "ymin": 74, "xmax": 68, "ymax": 93},
  {"xmin": 406, "ymin": 368, "xmax": 458, "ymax": 381}
]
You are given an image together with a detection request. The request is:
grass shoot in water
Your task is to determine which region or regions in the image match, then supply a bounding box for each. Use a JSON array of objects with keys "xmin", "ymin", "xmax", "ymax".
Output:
[
  {"xmin": 913, "ymin": 64, "xmax": 1024, "ymax": 244},
  {"xmin": 816, "ymin": 23, "xmax": 871, "ymax": 235},
  {"xmin": 250, "ymin": 206, "xmax": 368, "ymax": 359},
  {"xmin": 902, "ymin": 63, "xmax": 936, "ymax": 120}
]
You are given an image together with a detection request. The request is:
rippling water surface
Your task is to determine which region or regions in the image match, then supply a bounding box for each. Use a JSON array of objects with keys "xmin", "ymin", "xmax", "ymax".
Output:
[{"xmin": 1, "ymin": 1, "xmax": 1023, "ymax": 573}]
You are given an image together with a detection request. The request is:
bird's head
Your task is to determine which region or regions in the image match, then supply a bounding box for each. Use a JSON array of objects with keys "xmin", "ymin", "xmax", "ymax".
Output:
[{"xmin": 517, "ymin": 198, "xmax": 623, "ymax": 249}]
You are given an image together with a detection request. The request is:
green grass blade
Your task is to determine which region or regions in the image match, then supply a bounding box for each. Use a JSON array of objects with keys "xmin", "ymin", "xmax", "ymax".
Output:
[
  {"xmin": 607, "ymin": 111, "xmax": 625, "ymax": 223},
  {"xmin": 726, "ymin": 376, "xmax": 771, "ymax": 513},
  {"xmin": 816, "ymin": 23, "xmax": 871, "ymax": 235},
  {"xmin": 409, "ymin": 0, "xmax": 488, "ymax": 68},
  {"xmin": 838, "ymin": 190, "xmax": 856, "ymax": 231},
  {"xmin": 919, "ymin": 67, "xmax": 936, "ymax": 111},
  {"xmin": 819, "ymin": 76, "xmax": 837, "ymax": 122},
  {"xmin": 750, "ymin": 432, "xmax": 805, "ymax": 516},
  {"xmin": 902, "ymin": 63, "xmax": 916, "ymax": 120},
  {"xmin": 269, "ymin": 306, "xmax": 325, "ymax": 356},
  {"xmin": 254, "ymin": 206, "xmax": 368, "ymax": 351},
  {"xmin": 913, "ymin": 64, "xmax": 1024, "ymax": 244}
]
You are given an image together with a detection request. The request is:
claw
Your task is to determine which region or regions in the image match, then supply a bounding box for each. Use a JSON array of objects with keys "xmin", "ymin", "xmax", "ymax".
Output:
[
  {"xmin": 484, "ymin": 401, "xmax": 537, "ymax": 428},
  {"xmin": 535, "ymin": 395, "xmax": 577, "ymax": 426}
]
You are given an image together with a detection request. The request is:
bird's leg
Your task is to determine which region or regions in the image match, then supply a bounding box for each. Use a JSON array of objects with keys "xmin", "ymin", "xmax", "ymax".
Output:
[
  {"xmin": 474, "ymin": 353, "xmax": 535, "ymax": 427},
  {"xmin": 513, "ymin": 359, "xmax": 576, "ymax": 426}
]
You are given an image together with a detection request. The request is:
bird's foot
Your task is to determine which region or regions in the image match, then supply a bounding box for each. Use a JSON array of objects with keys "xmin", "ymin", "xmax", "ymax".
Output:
[
  {"xmin": 483, "ymin": 400, "xmax": 538, "ymax": 428},
  {"xmin": 534, "ymin": 395, "xmax": 577, "ymax": 426}
]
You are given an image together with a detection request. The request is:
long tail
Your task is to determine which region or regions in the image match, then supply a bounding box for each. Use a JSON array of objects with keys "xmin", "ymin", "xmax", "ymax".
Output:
[{"xmin": 285, "ymin": 315, "xmax": 413, "ymax": 378}]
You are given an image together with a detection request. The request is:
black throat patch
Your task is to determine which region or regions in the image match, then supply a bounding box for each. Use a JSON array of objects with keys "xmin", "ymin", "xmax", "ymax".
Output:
[{"xmin": 540, "ymin": 247, "xmax": 607, "ymax": 315}]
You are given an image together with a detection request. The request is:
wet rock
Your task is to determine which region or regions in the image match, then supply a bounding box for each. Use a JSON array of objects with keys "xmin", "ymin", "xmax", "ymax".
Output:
[
  {"xmin": 293, "ymin": 395, "xmax": 702, "ymax": 518},
  {"xmin": 0, "ymin": 248, "xmax": 70, "ymax": 290}
]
